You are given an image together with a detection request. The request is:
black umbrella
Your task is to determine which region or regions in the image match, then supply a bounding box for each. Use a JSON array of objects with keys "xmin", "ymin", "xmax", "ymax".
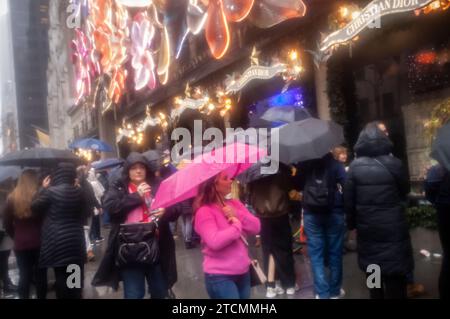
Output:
[
  {"xmin": 431, "ymin": 123, "xmax": 450, "ymax": 172},
  {"xmin": 0, "ymin": 147, "xmax": 82, "ymax": 167},
  {"xmin": 236, "ymin": 162, "xmax": 277, "ymax": 184},
  {"xmin": 273, "ymin": 118, "xmax": 344, "ymax": 165},
  {"xmin": 0, "ymin": 166, "xmax": 22, "ymax": 184}
]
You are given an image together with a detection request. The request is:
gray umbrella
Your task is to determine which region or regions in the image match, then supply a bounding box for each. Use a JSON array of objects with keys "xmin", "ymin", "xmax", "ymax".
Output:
[
  {"xmin": 260, "ymin": 107, "xmax": 311, "ymax": 123},
  {"xmin": 431, "ymin": 122, "xmax": 450, "ymax": 172},
  {"xmin": 272, "ymin": 118, "xmax": 345, "ymax": 165},
  {"xmin": 0, "ymin": 147, "xmax": 82, "ymax": 167}
]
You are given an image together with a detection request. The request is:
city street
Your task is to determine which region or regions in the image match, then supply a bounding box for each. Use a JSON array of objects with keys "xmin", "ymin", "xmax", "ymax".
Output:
[{"xmin": 1, "ymin": 224, "xmax": 443, "ymax": 299}]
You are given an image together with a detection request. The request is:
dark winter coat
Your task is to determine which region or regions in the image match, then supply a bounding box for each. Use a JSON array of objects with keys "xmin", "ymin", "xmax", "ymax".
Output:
[
  {"xmin": 31, "ymin": 163, "xmax": 88, "ymax": 268},
  {"xmin": 248, "ymin": 164, "xmax": 292, "ymax": 218},
  {"xmin": 425, "ymin": 164, "xmax": 450, "ymax": 207},
  {"xmin": 296, "ymin": 154, "xmax": 347, "ymax": 213},
  {"xmin": 344, "ymin": 126, "xmax": 414, "ymax": 276},
  {"xmin": 92, "ymin": 153, "xmax": 180, "ymax": 290}
]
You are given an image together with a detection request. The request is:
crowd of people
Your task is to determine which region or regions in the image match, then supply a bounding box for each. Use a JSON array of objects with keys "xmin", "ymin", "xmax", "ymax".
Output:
[{"xmin": 0, "ymin": 121, "xmax": 448, "ymax": 300}]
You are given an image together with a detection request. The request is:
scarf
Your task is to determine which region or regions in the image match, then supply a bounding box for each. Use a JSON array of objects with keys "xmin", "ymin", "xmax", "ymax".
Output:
[{"xmin": 126, "ymin": 183, "xmax": 150, "ymax": 224}]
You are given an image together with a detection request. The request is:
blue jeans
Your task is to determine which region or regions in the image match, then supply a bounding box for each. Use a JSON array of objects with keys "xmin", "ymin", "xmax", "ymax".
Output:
[
  {"xmin": 304, "ymin": 210, "xmax": 345, "ymax": 299},
  {"xmin": 121, "ymin": 264, "xmax": 168, "ymax": 299},
  {"xmin": 204, "ymin": 272, "xmax": 251, "ymax": 299},
  {"xmin": 181, "ymin": 214, "xmax": 193, "ymax": 243},
  {"xmin": 102, "ymin": 210, "xmax": 110, "ymax": 225}
]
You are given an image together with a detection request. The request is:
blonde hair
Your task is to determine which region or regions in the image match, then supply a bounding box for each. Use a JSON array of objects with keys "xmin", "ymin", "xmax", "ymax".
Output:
[{"xmin": 8, "ymin": 170, "xmax": 39, "ymax": 219}]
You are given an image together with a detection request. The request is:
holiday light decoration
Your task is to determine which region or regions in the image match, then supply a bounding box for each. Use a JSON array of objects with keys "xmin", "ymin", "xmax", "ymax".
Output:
[
  {"xmin": 225, "ymin": 46, "xmax": 305, "ymax": 94},
  {"xmin": 117, "ymin": 120, "xmax": 145, "ymax": 144},
  {"xmin": 424, "ymin": 98, "xmax": 450, "ymax": 140},
  {"xmin": 177, "ymin": 0, "xmax": 307, "ymax": 59},
  {"xmin": 131, "ymin": 12, "xmax": 157, "ymax": 91},
  {"xmin": 248, "ymin": 0, "xmax": 307, "ymax": 29},
  {"xmin": 71, "ymin": 28, "xmax": 100, "ymax": 104},
  {"xmin": 415, "ymin": 0, "xmax": 450, "ymax": 15},
  {"xmin": 72, "ymin": 0, "xmax": 310, "ymax": 107},
  {"xmin": 75, "ymin": 148, "xmax": 94, "ymax": 162}
]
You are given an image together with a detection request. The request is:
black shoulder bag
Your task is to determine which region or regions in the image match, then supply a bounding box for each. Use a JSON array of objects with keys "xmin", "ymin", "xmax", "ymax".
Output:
[{"xmin": 115, "ymin": 221, "xmax": 160, "ymax": 268}]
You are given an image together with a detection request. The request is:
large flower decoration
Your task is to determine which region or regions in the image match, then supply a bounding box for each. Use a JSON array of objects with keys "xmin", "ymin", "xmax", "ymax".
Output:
[
  {"xmin": 89, "ymin": 0, "xmax": 130, "ymax": 104},
  {"xmin": 131, "ymin": 12, "xmax": 157, "ymax": 91},
  {"xmin": 71, "ymin": 28, "xmax": 100, "ymax": 104},
  {"xmin": 177, "ymin": 0, "xmax": 307, "ymax": 60}
]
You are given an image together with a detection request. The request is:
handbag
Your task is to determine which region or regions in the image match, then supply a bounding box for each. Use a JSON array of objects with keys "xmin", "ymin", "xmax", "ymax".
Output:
[
  {"xmin": 115, "ymin": 221, "xmax": 160, "ymax": 268},
  {"xmin": 240, "ymin": 235, "xmax": 267, "ymax": 287}
]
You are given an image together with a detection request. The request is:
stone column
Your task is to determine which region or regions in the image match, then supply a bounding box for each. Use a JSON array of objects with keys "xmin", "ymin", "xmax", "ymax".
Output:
[
  {"xmin": 99, "ymin": 109, "xmax": 119, "ymax": 159},
  {"xmin": 315, "ymin": 62, "xmax": 331, "ymax": 121}
]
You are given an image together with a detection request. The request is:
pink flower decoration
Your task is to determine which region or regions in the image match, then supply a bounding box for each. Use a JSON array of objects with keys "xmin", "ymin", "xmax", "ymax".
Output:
[
  {"xmin": 71, "ymin": 28, "xmax": 100, "ymax": 103},
  {"xmin": 131, "ymin": 12, "xmax": 157, "ymax": 91}
]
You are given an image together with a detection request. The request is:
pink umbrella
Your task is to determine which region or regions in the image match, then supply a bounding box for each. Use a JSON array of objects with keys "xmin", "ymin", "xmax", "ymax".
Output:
[{"xmin": 151, "ymin": 143, "xmax": 266, "ymax": 210}]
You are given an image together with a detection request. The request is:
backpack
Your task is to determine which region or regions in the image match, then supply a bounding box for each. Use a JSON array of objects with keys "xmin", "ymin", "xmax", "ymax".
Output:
[{"xmin": 303, "ymin": 166, "xmax": 331, "ymax": 213}]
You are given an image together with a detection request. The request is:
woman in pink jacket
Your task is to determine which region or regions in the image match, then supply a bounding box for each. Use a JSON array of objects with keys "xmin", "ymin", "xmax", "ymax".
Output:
[{"xmin": 194, "ymin": 171, "xmax": 261, "ymax": 299}]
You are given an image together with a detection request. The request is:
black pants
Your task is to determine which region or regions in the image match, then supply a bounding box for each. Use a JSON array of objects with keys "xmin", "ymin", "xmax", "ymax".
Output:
[
  {"xmin": 437, "ymin": 205, "xmax": 450, "ymax": 299},
  {"xmin": 15, "ymin": 249, "xmax": 47, "ymax": 299},
  {"xmin": 260, "ymin": 215, "xmax": 296, "ymax": 289},
  {"xmin": 0, "ymin": 250, "xmax": 11, "ymax": 286},
  {"xmin": 90, "ymin": 215, "xmax": 101, "ymax": 241},
  {"xmin": 54, "ymin": 265, "xmax": 84, "ymax": 299},
  {"xmin": 368, "ymin": 275, "xmax": 407, "ymax": 299}
]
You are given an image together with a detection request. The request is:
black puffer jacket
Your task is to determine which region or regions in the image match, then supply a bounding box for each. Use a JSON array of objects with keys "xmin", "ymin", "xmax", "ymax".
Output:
[
  {"xmin": 344, "ymin": 125, "xmax": 414, "ymax": 276},
  {"xmin": 92, "ymin": 153, "xmax": 179, "ymax": 291},
  {"xmin": 31, "ymin": 163, "xmax": 88, "ymax": 268}
]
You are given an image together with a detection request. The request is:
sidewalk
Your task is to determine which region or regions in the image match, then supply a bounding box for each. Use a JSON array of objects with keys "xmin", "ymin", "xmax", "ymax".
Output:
[{"xmin": 1, "ymin": 227, "xmax": 442, "ymax": 299}]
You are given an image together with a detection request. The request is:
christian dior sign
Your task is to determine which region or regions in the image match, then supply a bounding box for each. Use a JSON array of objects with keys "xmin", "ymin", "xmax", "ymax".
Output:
[{"xmin": 320, "ymin": 0, "xmax": 433, "ymax": 52}]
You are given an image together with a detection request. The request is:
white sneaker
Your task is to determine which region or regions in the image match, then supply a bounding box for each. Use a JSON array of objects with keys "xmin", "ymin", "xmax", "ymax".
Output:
[
  {"xmin": 266, "ymin": 287, "xmax": 277, "ymax": 298},
  {"xmin": 286, "ymin": 287, "xmax": 296, "ymax": 295},
  {"xmin": 330, "ymin": 288, "xmax": 346, "ymax": 299},
  {"xmin": 274, "ymin": 285, "xmax": 285, "ymax": 295}
]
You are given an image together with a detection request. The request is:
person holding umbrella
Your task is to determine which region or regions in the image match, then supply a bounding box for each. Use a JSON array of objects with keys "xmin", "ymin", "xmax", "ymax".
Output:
[
  {"xmin": 296, "ymin": 152, "xmax": 347, "ymax": 299},
  {"xmin": 31, "ymin": 163, "xmax": 88, "ymax": 299},
  {"xmin": 150, "ymin": 143, "xmax": 266, "ymax": 299},
  {"xmin": 194, "ymin": 170, "xmax": 261, "ymax": 299},
  {"xmin": 247, "ymin": 164, "xmax": 297, "ymax": 298}
]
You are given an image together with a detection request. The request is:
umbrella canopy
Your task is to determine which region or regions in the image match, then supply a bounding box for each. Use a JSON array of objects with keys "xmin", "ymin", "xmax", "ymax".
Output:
[
  {"xmin": 69, "ymin": 138, "xmax": 114, "ymax": 152},
  {"xmin": 0, "ymin": 148, "xmax": 82, "ymax": 167},
  {"xmin": 151, "ymin": 143, "xmax": 266, "ymax": 210},
  {"xmin": 0, "ymin": 166, "xmax": 23, "ymax": 184},
  {"xmin": 91, "ymin": 158, "xmax": 124, "ymax": 171},
  {"xmin": 236, "ymin": 162, "xmax": 277, "ymax": 184},
  {"xmin": 431, "ymin": 123, "xmax": 450, "ymax": 172},
  {"xmin": 260, "ymin": 106, "xmax": 311, "ymax": 124},
  {"xmin": 273, "ymin": 118, "xmax": 344, "ymax": 165}
]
